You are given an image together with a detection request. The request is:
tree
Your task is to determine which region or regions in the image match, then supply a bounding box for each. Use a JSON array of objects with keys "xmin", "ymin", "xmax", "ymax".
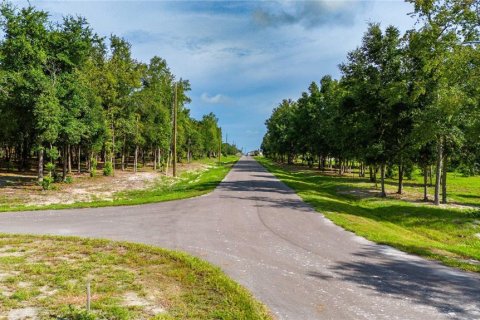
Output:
[
  {"xmin": 340, "ymin": 23, "xmax": 404, "ymax": 197},
  {"xmin": 0, "ymin": 2, "xmax": 230, "ymax": 186}
]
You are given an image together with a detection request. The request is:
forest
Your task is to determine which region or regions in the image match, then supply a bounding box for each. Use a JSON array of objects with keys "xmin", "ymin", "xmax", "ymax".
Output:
[
  {"xmin": 261, "ymin": 0, "xmax": 480, "ymax": 205},
  {"xmin": 0, "ymin": 3, "xmax": 239, "ymax": 189}
]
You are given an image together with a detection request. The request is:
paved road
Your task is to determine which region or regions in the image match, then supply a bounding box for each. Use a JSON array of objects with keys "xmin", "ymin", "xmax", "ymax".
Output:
[{"xmin": 0, "ymin": 157, "xmax": 479, "ymax": 319}]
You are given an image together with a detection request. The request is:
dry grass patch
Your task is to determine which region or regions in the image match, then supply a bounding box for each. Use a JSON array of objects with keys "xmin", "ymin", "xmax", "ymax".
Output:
[{"xmin": 0, "ymin": 234, "xmax": 272, "ymax": 320}]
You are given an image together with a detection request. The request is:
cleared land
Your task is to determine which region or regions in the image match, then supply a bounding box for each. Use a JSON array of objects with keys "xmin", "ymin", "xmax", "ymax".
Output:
[
  {"xmin": 256, "ymin": 157, "xmax": 480, "ymax": 272},
  {"xmin": 0, "ymin": 234, "xmax": 271, "ymax": 320},
  {"xmin": 0, "ymin": 156, "xmax": 238, "ymax": 212}
]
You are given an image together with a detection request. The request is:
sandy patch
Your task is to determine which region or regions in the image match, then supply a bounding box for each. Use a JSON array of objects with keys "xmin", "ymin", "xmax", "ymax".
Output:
[
  {"xmin": 123, "ymin": 292, "xmax": 165, "ymax": 315},
  {"xmin": 7, "ymin": 307, "xmax": 38, "ymax": 320},
  {"xmin": 38, "ymin": 285, "xmax": 58, "ymax": 298},
  {"xmin": 1, "ymin": 160, "xmax": 209, "ymax": 207},
  {"xmin": 0, "ymin": 250, "xmax": 27, "ymax": 257}
]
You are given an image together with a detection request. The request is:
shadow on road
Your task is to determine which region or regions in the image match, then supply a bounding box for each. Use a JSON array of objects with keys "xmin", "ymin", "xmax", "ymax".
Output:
[
  {"xmin": 217, "ymin": 179, "xmax": 294, "ymax": 195},
  {"xmin": 308, "ymin": 246, "xmax": 480, "ymax": 318}
]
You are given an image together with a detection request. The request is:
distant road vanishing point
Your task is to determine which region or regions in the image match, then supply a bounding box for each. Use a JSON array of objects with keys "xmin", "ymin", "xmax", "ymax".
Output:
[{"xmin": 1, "ymin": 156, "xmax": 479, "ymax": 319}]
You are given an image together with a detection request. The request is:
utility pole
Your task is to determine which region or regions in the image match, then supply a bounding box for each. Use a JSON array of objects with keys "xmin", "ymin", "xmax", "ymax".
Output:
[
  {"xmin": 172, "ymin": 83, "xmax": 177, "ymax": 177},
  {"xmin": 218, "ymin": 127, "xmax": 222, "ymax": 164}
]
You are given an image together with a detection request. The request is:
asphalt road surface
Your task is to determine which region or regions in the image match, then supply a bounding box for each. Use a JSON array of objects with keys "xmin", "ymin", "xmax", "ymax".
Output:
[{"xmin": 0, "ymin": 156, "xmax": 479, "ymax": 319}]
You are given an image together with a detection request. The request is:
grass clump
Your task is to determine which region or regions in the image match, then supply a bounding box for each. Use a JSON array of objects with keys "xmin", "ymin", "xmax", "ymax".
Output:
[
  {"xmin": 256, "ymin": 156, "xmax": 480, "ymax": 273},
  {"xmin": 0, "ymin": 234, "xmax": 272, "ymax": 320}
]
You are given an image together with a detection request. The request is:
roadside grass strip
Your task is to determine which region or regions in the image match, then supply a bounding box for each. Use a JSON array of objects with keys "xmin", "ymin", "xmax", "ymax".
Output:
[
  {"xmin": 0, "ymin": 234, "xmax": 272, "ymax": 320},
  {"xmin": 256, "ymin": 157, "xmax": 480, "ymax": 273},
  {"xmin": 0, "ymin": 156, "xmax": 239, "ymax": 213}
]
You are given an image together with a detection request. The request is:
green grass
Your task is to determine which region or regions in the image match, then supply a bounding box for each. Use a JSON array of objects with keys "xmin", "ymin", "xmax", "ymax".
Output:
[
  {"xmin": 404, "ymin": 170, "xmax": 480, "ymax": 206},
  {"xmin": 0, "ymin": 156, "xmax": 238, "ymax": 213},
  {"xmin": 255, "ymin": 157, "xmax": 480, "ymax": 273},
  {"xmin": 0, "ymin": 234, "xmax": 272, "ymax": 319}
]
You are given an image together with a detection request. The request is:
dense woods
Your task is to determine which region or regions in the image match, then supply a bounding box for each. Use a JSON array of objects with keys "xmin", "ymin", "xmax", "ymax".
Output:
[
  {"xmin": 261, "ymin": 0, "xmax": 480, "ymax": 205},
  {"xmin": 0, "ymin": 3, "xmax": 239, "ymax": 186}
]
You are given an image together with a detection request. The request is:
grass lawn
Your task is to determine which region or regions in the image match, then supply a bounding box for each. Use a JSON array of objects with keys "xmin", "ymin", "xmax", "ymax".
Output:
[
  {"xmin": 0, "ymin": 156, "xmax": 238, "ymax": 213},
  {"xmin": 255, "ymin": 157, "xmax": 480, "ymax": 273},
  {"xmin": 0, "ymin": 234, "xmax": 272, "ymax": 320}
]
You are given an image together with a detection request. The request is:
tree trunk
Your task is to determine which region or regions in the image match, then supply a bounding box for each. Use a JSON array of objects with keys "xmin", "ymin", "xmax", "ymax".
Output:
[
  {"xmin": 63, "ymin": 145, "xmax": 67, "ymax": 180},
  {"xmin": 429, "ymin": 165, "xmax": 433, "ymax": 186},
  {"xmin": 134, "ymin": 145, "xmax": 138, "ymax": 173},
  {"xmin": 380, "ymin": 163, "xmax": 386, "ymax": 197},
  {"xmin": 165, "ymin": 151, "xmax": 170, "ymax": 176},
  {"xmin": 423, "ymin": 165, "xmax": 428, "ymax": 201},
  {"xmin": 397, "ymin": 162, "xmax": 403, "ymax": 194},
  {"xmin": 121, "ymin": 149, "xmax": 125, "ymax": 171},
  {"xmin": 67, "ymin": 144, "xmax": 72, "ymax": 173},
  {"xmin": 78, "ymin": 145, "xmax": 81, "ymax": 173},
  {"xmin": 153, "ymin": 147, "xmax": 157, "ymax": 171},
  {"xmin": 442, "ymin": 155, "xmax": 448, "ymax": 204},
  {"xmin": 87, "ymin": 151, "xmax": 92, "ymax": 172},
  {"xmin": 369, "ymin": 165, "xmax": 374, "ymax": 182},
  {"xmin": 434, "ymin": 137, "xmax": 443, "ymax": 205},
  {"xmin": 38, "ymin": 148, "xmax": 44, "ymax": 182},
  {"xmin": 111, "ymin": 126, "xmax": 115, "ymax": 176}
]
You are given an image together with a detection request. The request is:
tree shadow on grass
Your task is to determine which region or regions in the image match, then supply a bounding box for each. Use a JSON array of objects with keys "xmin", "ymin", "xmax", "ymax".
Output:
[
  {"xmin": 456, "ymin": 194, "xmax": 480, "ymax": 200},
  {"xmin": 0, "ymin": 174, "xmax": 37, "ymax": 189}
]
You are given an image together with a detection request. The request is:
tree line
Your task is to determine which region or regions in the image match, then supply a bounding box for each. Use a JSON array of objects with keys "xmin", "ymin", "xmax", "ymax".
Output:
[
  {"xmin": 0, "ymin": 3, "xmax": 239, "ymax": 187},
  {"xmin": 261, "ymin": 0, "xmax": 480, "ymax": 205}
]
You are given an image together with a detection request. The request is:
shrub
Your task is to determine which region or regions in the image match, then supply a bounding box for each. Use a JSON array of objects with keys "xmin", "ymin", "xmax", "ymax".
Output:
[
  {"xmin": 41, "ymin": 176, "xmax": 54, "ymax": 190},
  {"xmin": 54, "ymin": 171, "xmax": 63, "ymax": 183},
  {"xmin": 103, "ymin": 161, "xmax": 113, "ymax": 176},
  {"xmin": 45, "ymin": 162, "xmax": 55, "ymax": 174},
  {"xmin": 65, "ymin": 175, "xmax": 74, "ymax": 184},
  {"xmin": 46, "ymin": 147, "xmax": 60, "ymax": 162},
  {"xmin": 90, "ymin": 158, "xmax": 98, "ymax": 177}
]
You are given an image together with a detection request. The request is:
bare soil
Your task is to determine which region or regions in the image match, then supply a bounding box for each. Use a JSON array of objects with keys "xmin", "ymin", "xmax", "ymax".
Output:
[{"xmin": 0, "ymin": 162, "xmax": 207, "ymax": 207}]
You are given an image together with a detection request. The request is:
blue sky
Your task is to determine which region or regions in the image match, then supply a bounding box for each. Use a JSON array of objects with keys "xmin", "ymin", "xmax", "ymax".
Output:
[{"xmin": 31, "ymin": 0, "xmax": 416, "ymax": 152}]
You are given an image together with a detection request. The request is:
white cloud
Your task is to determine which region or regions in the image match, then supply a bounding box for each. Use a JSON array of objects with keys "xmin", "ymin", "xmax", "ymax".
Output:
[{"xmin": 200, "ymin": 93, "xmax": 231, "ymax": 105}]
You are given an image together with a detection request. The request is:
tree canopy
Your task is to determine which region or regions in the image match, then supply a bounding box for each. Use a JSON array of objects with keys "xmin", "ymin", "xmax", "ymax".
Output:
[
  {"xmin": 261, "ymin": 0, "xmax": 480, "ymax": 205},
  {"xmin": 0, "ymin": 3, "xmax": 240, "ymax": 184}
]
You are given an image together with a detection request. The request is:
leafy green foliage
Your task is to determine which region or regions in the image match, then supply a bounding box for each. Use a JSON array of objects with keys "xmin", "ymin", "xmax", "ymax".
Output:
[
  {"xmin": 262, "ymin": 1, "xmax": 480, "ymax": 204},
  {"xmin": 58, "ymin": 307, "xmax": 97, "ymax": 320},
  {"xmin": 90, "ymin": 158, "xmax": 97, "ymax": 177},
  {"xmin": 41, "ymin": 176, "xmax": 54, "ymax": 190},
  {"xmin": 103, "ymin": 161, "xmax": 113, "ymax": 176},
  {"xmin": 0, "ymin": 2, "xmax": 232, "ymax": 182}
]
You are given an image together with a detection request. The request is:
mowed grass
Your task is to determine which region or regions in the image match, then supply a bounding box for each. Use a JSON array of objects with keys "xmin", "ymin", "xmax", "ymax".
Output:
[
  {"xmin": 405, "ymin": 171, "xmax": 480, "ymax": 207},
  {"xmin": 0, "ymin": 156, "xmax": 239, "ymax": 213},
  {"xmin": 0, "ymin": 234, "xmax": 272, "ymax": 320},
  {"xmin": 255, "ymin": 157, "xmax": 480, "ymax": 273}
]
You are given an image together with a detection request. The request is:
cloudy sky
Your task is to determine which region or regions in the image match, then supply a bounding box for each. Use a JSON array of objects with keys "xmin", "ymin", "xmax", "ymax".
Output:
[{"xmin": 30, "ymin": 0, "xmax": 416, "ymax": 152}]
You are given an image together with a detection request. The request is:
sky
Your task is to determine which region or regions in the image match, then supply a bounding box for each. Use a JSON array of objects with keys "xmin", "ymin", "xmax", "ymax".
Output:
[{"xmin": 29, "ymin": 0, "xmax": 417, "ymax": 152}]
